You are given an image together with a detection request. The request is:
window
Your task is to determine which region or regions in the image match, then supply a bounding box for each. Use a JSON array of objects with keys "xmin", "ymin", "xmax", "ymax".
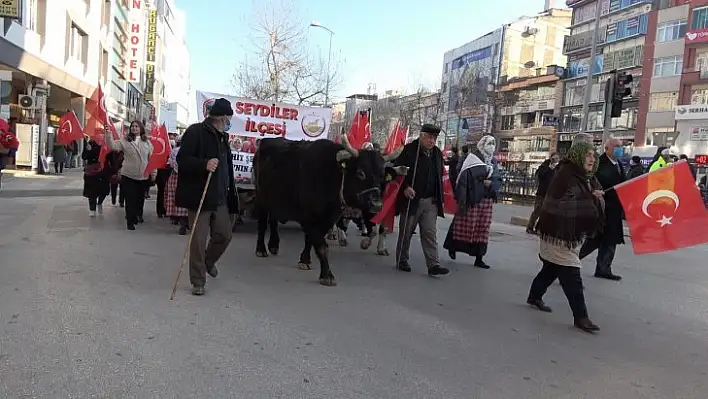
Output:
[
  {"xmin": 646, "ymin": 127, "xmax": 675, "ymax": 146},
  {"xmin": 500, "ymin": 115, "xmax": 515, "ymax": 130},
  {"xmin": 692, "ymin": 7, "xmax": 708, "ymax": 31},
  {"xmin": 69, "ymin": 23, "xmax": 88, "ymax": 64},
  {"xmin": 649, "ymin": 92, "xmax": 678, "ymax": 112},
  {"xmin": 657, "ymin": 19, "xmax": 687, "ymax": 42},
  {"xmin": 441, "ymin": 82, "xmax": 447, "ymax": 93},
  {"xmin": 443, "ymin": 63, "xmax": 448, "ymax": 74},
  {"xmin": 691, "ymin": 88, "xmax": 708, "ymax": 104},
  {"xmin": 653, "ymin": 56, "xmax": 682, "ymax": 77}
]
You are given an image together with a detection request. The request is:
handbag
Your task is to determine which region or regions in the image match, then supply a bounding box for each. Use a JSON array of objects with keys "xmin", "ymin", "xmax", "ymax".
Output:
[{"xmin": 85, "ymin": 163, "xmax": 102, "ymax": 176}]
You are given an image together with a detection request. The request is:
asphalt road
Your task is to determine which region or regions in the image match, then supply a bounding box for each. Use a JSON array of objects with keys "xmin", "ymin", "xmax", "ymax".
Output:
[{"xmin": 0, "ymin": 174, "xmax": 707, "ymax": 398}]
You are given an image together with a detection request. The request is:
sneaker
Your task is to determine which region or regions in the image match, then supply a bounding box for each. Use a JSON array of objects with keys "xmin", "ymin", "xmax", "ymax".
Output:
[
  {"xmin": 97, "ymin": 204, "xmax": 103, "ymax": 215},
  {"xmin": 89, "ymin": 211, "xmax": 96, "ymax": 218},
  {"xmin": 428, "ymin": 265, "xmax": 450, "ymax": 276},
  {"xmin": 396, "ymin": 262, "xmax": 412, "ymax": 272}
]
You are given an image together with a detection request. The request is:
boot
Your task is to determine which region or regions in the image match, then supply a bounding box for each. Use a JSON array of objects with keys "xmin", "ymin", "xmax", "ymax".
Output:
[{"xmin": 474, "ymin": 256, "xmax": 490, "ymax": 269}]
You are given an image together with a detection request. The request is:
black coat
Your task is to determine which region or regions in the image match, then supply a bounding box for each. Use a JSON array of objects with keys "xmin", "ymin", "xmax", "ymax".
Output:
[
  {"xmin": 81, "ymin": 142, "xmax": 110, "ymax": 198},
  {"xmin": 394, "ymin": 139, "xmax": 444, "ymax": 217},
  {"xmin": 175, "ymin": 121, "xmax": 238, "ymax": 213},
  {"xmin": 535, "ymin": 159, "xmax": 556, "ymax": 197},
  {"xmin": 595, "ymin": 153, "xmax": 626, "ymax": 245},
  {"xmin": 447, "ymin": 154, "xmax": 460, "ymax": 185}
]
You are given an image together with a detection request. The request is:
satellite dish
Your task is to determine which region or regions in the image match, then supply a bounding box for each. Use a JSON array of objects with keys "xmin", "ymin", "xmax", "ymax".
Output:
[{"xmin": 523, "ymin": 61, "xmax": 536, "ymax": 69}]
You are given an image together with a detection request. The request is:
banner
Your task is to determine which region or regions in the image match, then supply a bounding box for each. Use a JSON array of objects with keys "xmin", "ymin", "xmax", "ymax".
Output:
[
  {"xmin": 0, "ymin": 0, "xmax": 20, "ymax": 19},
  {"xmin": 195, "ymin": 90, "xmax": 332, "ymax": 141},
  {"xmin": 232, "ymin": 147, "xmax": 254, "ymax": 185}
]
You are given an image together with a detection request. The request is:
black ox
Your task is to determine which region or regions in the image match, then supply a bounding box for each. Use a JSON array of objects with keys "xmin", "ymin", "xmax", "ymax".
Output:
[{"xmin": 253, "ymin": 136, "xmax": 407, "ymax": 286}]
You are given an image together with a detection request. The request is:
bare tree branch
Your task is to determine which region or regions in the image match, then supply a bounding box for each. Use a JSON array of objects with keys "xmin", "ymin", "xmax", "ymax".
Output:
[{"xmin": 232, "ymin": 0, "xmax": 342, "ymax": 106}]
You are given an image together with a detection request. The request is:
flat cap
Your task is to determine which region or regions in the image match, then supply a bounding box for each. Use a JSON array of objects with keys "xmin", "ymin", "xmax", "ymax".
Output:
[
  {"xmin": 421, "ymin": 124, "xmax": 441, "ymax": 135},
  {"xmin": 209, "ymin": 98, "xmax": 234, "ymax": 117}
]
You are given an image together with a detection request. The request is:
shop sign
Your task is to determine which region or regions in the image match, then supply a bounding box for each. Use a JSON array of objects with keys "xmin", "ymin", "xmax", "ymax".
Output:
[
  {"xmin": 675, "ymin": 104, "xmax": 708, "ymax": 120},
  {"xmin": 685, "ymin": 29, "xmax": 708, "ymax": 44},
  {"xmin": 508, "ymin": 152, "xmax": 524, "ymax": 162},
  {"xmin": 695, "ymin": 154, "xmax": 708, "ymax": 165},
  {"xmin": 144, "ymin": 8, "xmax": 158, "ymax": 101},
  {"xmin": 689, "ymin": 126, "xmax": 708, "ymax": 141},
  {"xmin": 0, "ymin": 0, "xmax": 20, "ymax": 19}
]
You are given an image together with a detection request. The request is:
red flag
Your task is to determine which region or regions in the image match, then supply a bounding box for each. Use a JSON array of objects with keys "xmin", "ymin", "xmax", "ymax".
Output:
[
  {"xmin": 615, "ymin": 161, "xmax": 708, "ymax": 254},
  {"xmin": 56, "ymin": 111, "xmax": 84, "ymax": 146},
  {"xmin": 347, "ymin": 110, "xmax": 370, "ymax": 149},
  {"xmin": 85, "ymin": 84, "xmax": 108, "ymax": 138},
  {"xmin": 372, "ymin": 168, "xmax": 458, "ymax": 232},
  {"xmin": 442, "ymin": 167, "xmax": 457, "ymax": 215},
  {"xmin": 383, "ymin": 122, "xmax": 407, "ymax": 155},
  {"xmin": 144, "ymin": 123, "xmax": 171, "ymax": 176}
]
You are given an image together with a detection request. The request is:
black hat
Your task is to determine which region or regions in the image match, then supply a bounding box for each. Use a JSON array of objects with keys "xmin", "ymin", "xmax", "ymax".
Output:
[
  {"xmin": 421, "ymin": 124, "xmax": 441, "ymax": 135},
  {"xmin": 209, "ymin": 98, "xmax": 234, "ymax": 117}
]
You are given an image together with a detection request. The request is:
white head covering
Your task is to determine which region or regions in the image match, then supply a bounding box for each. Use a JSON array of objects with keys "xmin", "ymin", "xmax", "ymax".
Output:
[
  {"xmin": 477, "ymin": 135, "xmax": 496, "ymax": 165},
  {"xmin": 361, "ymin": 142, "xmax": 374, "ymax": 150}
]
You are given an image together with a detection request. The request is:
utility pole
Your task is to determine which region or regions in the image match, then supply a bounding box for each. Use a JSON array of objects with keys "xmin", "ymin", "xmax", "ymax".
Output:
[{"xmin": 579, "ymin": 0, "xmax": 603, "ymax": 135}]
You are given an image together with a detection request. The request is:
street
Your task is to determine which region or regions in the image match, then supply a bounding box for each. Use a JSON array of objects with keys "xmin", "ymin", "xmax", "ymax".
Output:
[{"xmin": 0, "ymin": 173, "xmax": 707, "ymax": 398}]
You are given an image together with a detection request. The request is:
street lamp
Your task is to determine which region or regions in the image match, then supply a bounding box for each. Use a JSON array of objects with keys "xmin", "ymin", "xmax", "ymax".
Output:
[{"xmin": 309, "ymin": 21, "xmax": 334, "ymax": 107}]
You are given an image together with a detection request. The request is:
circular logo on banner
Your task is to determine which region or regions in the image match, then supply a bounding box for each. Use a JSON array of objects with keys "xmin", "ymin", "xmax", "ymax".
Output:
[
  {"xmin": 301, "ymin": 113, "xmax": 327, "ymax": 138},
  {"xmin": 202, "ymin": 98, "xmax": 216, "ymax": 118}
]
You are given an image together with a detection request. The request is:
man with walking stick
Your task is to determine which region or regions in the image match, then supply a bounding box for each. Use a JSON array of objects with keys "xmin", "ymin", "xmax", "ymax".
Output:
[
  {"xmin": 175, "ymin": 98, "xmax": 239, "ymax": 296},
  {"xmin": 394, "ymin": 124, "xmax": 449, "ymax": 277}
]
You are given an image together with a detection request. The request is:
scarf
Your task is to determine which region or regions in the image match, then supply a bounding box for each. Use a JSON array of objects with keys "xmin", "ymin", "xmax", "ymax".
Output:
[
  {"xmin": 457, "ymin": 152, "xmax": 491, "ymax": 184},
  {"xmin": 535, "ymin": 143, "xmax": 603, "ymax": 249},
  {"xmin": 477, "ymin": 135, "xmax": 495, "ymax": 166}
]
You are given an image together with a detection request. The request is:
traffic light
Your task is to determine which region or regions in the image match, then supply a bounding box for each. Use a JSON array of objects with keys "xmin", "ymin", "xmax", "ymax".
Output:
[{"xmin": 610, "ymin": 71, "xmax": 633, "ymax": 118}]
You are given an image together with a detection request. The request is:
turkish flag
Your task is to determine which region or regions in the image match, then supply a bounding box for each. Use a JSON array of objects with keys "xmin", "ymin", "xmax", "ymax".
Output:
[
  {"xmin": 144, "ymin": 123, "xmax": 171, "ymax": 176},
  {"xmin": 615, "ymin": 161, "xmax": 708, "ymax": 254},
  {"xmin": 85, "ymin": 84, "xmax": 108, "ymax": 138},
  {"xmin": 347, "ymin": 110, "xmax": 370, "ymax": 150},
  {"xmin": 383, "ymin": 122, "xmax": 407, "ymax": 155},
  {"xmin": 56, "ymin": 111, "xmax": 84, "ymax": 146}
]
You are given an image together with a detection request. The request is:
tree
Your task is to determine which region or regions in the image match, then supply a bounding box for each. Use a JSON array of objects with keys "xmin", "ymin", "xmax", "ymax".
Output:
[
  {"xmin": 399, "ymin": 87, "xmax": 445, "ymax": 134},
  {"xmin": 232, "ymin": 0, "xmax": 341, "ymax": 105}
]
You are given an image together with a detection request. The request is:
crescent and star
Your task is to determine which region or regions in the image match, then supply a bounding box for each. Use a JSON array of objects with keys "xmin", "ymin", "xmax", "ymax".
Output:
[{"xmin": 641, "ymin": 189, "xmax": 679, "ymax": 227}]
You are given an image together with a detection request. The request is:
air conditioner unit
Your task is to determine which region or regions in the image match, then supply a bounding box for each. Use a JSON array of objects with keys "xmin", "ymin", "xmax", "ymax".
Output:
[
  {"xmin": 18, "ymin": 94, "xmax": 37, "ymax": 109},
  {"xmin": 524, "ymin": 26, "xmax": 539, "ymax": 36}
]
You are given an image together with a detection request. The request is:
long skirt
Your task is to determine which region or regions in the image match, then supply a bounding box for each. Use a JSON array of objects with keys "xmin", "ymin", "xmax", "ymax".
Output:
[
  {"xmin": 443, "ymin": 198, "xmax": 493, "ymax": 257},
  {"xmin": 165, "ymin": 171, "xmax": 188, "ymax": 217}
]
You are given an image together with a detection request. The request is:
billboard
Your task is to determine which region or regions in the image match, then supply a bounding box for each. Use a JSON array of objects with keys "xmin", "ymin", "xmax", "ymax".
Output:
[
  {"xmin": 125, "ymin": 0, "xmax": 145, "ymax": 82},
  {"xmin": 144, "ymin": 9, "xmax": 157, "ymax": 101},
  {"xmin": 447, "ymin": 46, "xmax": 494, "ymax": 116}
]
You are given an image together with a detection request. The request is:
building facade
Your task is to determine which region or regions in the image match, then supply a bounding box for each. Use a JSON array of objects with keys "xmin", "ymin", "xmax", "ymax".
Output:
[
  {"xmin": 0, "ymin": 0, "xmax": 109, "ymax": 169},
  {"xmin": 559, "ymin": 0, "xmax": 650, "ymax": 152},
  {"xmin": 440, "ymin": 5, "xmax": 570, "ymax": 149},
  {"xmin": 156, "ymin": 0, "xmax": 190, "ymax": 133}
]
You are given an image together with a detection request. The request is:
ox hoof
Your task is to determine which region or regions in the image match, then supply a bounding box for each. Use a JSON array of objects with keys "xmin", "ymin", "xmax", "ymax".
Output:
[
  {"xmin": 319, "ymin": 277, "xmax": 337, "ymax": 286},
  {"xmin": 360, "ymin": 238, "xmax": 372, "ymax": 250},
  {"xmin": 298, "ymin": 262, "xmax": 312, "ymax": 270},
  {"xmin": 268, "ymin": 247, "xmax": 279, "ymax": 256},
  {"xmin": 376, "ymin": 249, "xmax": 389, "ymax": 256},
  {"xmin": 255, "ymin": 250, "xmax": 269, "ymax": 258},
  {"xmin": 338, "ymin": 239, "xmax": 348, "ymax": 247}
]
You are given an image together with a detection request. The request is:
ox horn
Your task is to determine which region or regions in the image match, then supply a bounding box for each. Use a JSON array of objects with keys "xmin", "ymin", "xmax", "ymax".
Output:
[
  {"xmin": 340, "ymin": 133, "xmax": 359, "ymax": 156},
  {"xmin": 382, "ymin": 146, "xmax": 403, "ymax": 162}
]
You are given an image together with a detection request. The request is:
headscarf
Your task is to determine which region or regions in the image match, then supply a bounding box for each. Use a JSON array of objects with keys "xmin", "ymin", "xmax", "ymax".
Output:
[
  {"xmin": 477, "ymin": 135, "xmax": 495, "ymax": 165},
  {"xmin": 457, "ymin": 152, "xmax": 491, "ymax": 184},
  {"xmin": 535, "ymin": 141, "xmax": 603, "ymax": 249}
]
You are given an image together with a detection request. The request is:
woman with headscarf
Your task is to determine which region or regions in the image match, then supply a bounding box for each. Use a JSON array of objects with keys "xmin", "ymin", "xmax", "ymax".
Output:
[
  {"xmin": 443, "ymin": 135, "xmax": 502, "ymax": 269},
  {"xmin": 165, "ymin": 136, "xmax": 189, "ymax": 235},
  {"xmin": 81, "ymin": 137, "xmax": 110, "ymax": 217},
  {"xmin": 526, "ymin": 141, "xmax": 603, "ymax": 333}
]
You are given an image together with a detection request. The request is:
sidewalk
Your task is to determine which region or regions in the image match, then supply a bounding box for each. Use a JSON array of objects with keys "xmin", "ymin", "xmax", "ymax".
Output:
[{"xmin": 0, "ymin": 168, "xmax": 84, "ymax": 198}]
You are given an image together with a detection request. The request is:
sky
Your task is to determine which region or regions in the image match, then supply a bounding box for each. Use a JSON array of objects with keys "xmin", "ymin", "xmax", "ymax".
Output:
[{"xmin": 176, "ymin": 0, "xmax": 552, "ymax": 106}]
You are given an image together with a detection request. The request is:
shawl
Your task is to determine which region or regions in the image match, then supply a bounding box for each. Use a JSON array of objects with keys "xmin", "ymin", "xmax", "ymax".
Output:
[
  {"xmin": 535, "ymin": 143, "xmax": 603, "ymax": 249},
  {"xmin": 457, "ymin": 152, "xmax": 491, "ymax": 184},
  {"xmin": 477, "ymin": 135, "xmax": 495, "ymax": 166}
]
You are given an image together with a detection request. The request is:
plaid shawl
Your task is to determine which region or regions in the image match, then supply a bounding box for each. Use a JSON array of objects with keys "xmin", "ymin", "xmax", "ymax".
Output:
[{"xmin": 535, "ymin": 159, "xmax": 603, "ymax": 249}]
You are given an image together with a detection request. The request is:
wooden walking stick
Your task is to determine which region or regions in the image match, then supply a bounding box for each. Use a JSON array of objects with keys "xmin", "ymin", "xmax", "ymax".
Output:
[{"xmin": 170, "ymin": 172, "xmax": 213, "ymax": 300}]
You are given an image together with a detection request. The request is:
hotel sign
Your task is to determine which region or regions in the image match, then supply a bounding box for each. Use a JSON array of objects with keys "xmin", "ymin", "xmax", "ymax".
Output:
[
  {"xmin": 144, "ymin": 9, "xmax": 157, "ymax": 101},
  {"xmin": 125, "ymin": 0, "xmax": 144, "ymax": 83}
]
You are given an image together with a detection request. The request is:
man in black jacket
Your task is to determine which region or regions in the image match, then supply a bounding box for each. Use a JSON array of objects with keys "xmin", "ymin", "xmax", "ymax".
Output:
[
  {"xmin": 393, "ymin": 124, "xmax": 449, "ymax": 277},
  {"xmin": 446, "ymin": 146, "xmax": 460, "ymax": 191},
  {"xmin": 176, "ymin": 98, "xmax": 239, "ymax": 296},
  {"xmin": 579, "ymin": 138, "xmax": 625, "ymax": 281},
  {"xmin": 526, "ymin": 152, "xmax": 559, "ymax": 234}
]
